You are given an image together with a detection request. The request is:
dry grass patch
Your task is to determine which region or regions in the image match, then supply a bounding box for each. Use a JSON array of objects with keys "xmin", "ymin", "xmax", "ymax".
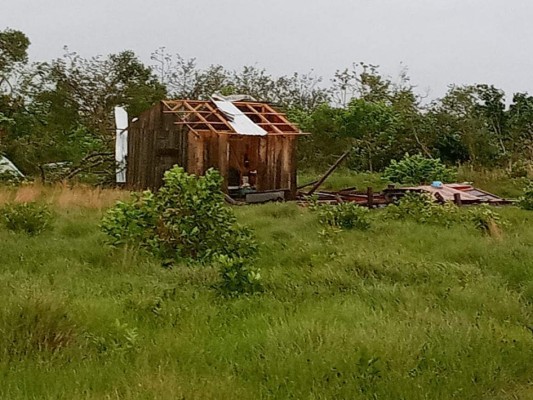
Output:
[
  {"xmin": 0, "ymin": 182, "xmax": 128, "ymax": 209},
  {"xmin": 50, "ymin": 183, "xmax": 126, "ymax": 210}
]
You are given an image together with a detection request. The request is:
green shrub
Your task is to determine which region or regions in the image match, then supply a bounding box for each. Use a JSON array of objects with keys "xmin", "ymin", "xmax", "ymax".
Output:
[
  {"xmin": 0, "ymin": 202, "xmax": 54, "ymax": 235},
  {"xmin": 468, "ymin": 205, "xmax": 505, "ymax": 235},
  {"xmin": 318, "ymin": 202, "xmax": 371, "ymax": 230},
  {"xmin": 386, "ymin": 191, "xmax": 459, "ymax": 226},
  {"xmin": 101, "ymin": 166, "xmax": 258, "ymax": 264},
  {"xmin": 216, "ymin": 255, "xmax": 263, "ymax": 297},
  {"xmin": 101, "ymin": 191, "xmax": 159, "ymax": 251},
  {"xmin": 518, "ymin": 181, "xmax": 533, "ymax": 210},
  {"xmin": 383, "ymin": 153, "xmax": 457, "ymax": 185}
]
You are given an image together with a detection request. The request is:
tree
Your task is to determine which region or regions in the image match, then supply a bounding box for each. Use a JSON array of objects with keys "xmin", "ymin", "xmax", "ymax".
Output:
[
  {"xmin": 1, "ymin": 46, "xmax": 165, "ymax": 176},
  {"xmin": 339, "ymin": 98, "xmax": 400, "ymax": 172},
  {"xmin": 429, "ymin": 85, "xmax": 502, "ymax": 166},
  {"xmin": 507, "ymin": 92, "xmax": 533, "ymax": 161},
  {"xmin": 292, "ymin": 104, "xmax": 347, "ymax": 169},
  {"xmin": 0, "ymin": 28, "xmax": 30, "ymax": 85}
]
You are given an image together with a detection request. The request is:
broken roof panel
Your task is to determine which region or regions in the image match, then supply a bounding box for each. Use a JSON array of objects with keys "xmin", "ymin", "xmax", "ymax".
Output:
[{"xmin": 211, "ymin": 97, "xmax": 267, "ymax": 136}]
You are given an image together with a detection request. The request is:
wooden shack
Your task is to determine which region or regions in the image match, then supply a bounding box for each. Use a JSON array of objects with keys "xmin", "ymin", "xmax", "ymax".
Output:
[{"xmin": 126, "ymin": 99, "xmax": 307, "ymax": 198}]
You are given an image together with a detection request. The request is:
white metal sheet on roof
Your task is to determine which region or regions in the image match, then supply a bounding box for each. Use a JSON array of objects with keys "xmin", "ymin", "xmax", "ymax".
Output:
[{"xmin": 211, "ymin": 96, "xmax": 267, "ymax": 136}]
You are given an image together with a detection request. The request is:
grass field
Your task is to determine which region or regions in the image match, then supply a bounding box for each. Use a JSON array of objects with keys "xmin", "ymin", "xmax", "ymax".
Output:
[{"xmin": 0, "ymin": 174, "xmax": 532, "ymax": 399}]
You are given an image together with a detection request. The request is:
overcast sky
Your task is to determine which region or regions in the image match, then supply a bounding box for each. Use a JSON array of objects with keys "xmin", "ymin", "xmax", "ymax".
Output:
[{"xmin": 2, "ymin": 0, "xmax": 532, "ymax": 100}]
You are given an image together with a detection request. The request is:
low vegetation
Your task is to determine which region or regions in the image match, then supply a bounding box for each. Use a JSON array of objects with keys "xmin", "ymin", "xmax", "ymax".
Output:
[
  {"xmin": 0, "ymin": 202, "xmax": 54, "ymax": 235},
  {"xmin": 0, "ymin": 171, "xmax": 532, "ymax": 399},
  {"xmin": 317, "ymin": 202, "xmax": 371, "ymax": 230},
  {"xmin": 519, "ymin": 180, "xmax": 533, "ymax": 210}
]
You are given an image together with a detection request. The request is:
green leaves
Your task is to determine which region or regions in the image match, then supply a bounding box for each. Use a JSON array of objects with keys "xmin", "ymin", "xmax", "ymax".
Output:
[
  {"xmin": 383, "ymin": 154, "xmax": 457, "ymax": 185},
  {"xmin": 317, "ymin": 203, "xmax": 371, "ymax": 230},
  {"xmin": 468, "ymin": 205, "xmax": 506, "ymax": 235},
  {"xmin": 216, "ymin": 255, "xmax": 263, "ymax": 297},
  {"xmin": 0, "ymin": 29, "xmax": 30, "ymax": 75},
  {"xmin": 518, "ymin": 181, "xmax": 533, "ymax": 211},
  {"xmin": 385, "ymin": 192, "xmax": 459, "ymax": 226},
  {"xmin": 0, "ymin": 202, "xmax": 54, "ymax": 236}
]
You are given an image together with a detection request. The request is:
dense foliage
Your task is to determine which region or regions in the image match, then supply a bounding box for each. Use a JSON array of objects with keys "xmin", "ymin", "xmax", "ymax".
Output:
[
  {"xmin": 468, "ymin": 204, "xmax": 505, "ymax": 235},
  {"xmin": 385, "ymin": 192, "xmax": 459, "ymax": 226},
  {"xmin": 385, "ymin": 191, "xmax": 504, "ymax": 234},
  {"xmin": 383, "ymin": 153, "xmax": 457, "ymax": 184},
  {"xmin": 2, "ymin": 28, "xmax": 533, "ymax": 179}
]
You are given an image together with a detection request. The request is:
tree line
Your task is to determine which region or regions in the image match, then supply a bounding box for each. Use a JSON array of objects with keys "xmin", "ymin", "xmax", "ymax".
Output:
[{"xmin": 1, "ymin": 28, "xmax": 532, "ymax": 181}]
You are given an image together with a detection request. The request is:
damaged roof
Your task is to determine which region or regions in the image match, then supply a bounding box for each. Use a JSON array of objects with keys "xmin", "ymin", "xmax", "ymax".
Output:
[{"xmin": 160, "ymin": 98, "xmax": 307, "ymax": 136}]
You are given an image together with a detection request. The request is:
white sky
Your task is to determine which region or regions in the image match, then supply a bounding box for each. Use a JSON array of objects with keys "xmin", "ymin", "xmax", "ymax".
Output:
[{"xmin": 2, "ymin": 0, "xmax": 533, "ymax": 100}]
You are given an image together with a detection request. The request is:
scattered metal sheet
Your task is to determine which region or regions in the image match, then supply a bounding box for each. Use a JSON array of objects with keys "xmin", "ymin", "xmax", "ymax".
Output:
[
  {"xmin": 394, "ymin": 183, "xmax": 513, "ymax": 205},
  {"xmin": 298, "ymin": 183, "xmax": 513, "ymax": 207},
  {"xmin": 0, "ymin": 156, "xmax": 24, "ymax": 177}
]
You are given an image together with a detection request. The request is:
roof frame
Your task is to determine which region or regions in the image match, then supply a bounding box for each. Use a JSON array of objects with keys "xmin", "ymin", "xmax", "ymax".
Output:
[{"xmin": 161, "ymin": 99, "xmax": 307, "ymax": 136}]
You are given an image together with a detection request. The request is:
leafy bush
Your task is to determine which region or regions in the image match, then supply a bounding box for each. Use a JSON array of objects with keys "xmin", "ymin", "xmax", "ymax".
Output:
[
  {"xmin": 383, "ymin": 153, "xmax": 457, "ymax": 185},
  {"xmin": 0, "ymin": 202, "xmax": 54, "ymax": 235},
  {"xmin": 216, "ymin": 255, "xmax": 263, "ymax": 297},
  {"xmin": 102, "ymin": 166, "xmax": 258, "ymax": 264},
  {"xmin": 102, "ymin": 167, "xmax": 261, "ymax": 296},
  {"xmin": 468, "ymin": 205, "xmax": 505, "ymax": 235},
  {"xmin": 101, "ymin": 191, "xmax": 159, "ymax": 251},
  {"xmin": 385, "ymin": 191, "xmax": 459, "ymax": 226},
  {"xmin": 318, "ymin": 202, "xmax": 371, "ymax": 230},
  {"xmin": 86, "ymin": 319, "xmax": 139, "ymax": 355},
  {"xmin": 518, "ymin": 181, "xmax": 533, "ymax": 210}
]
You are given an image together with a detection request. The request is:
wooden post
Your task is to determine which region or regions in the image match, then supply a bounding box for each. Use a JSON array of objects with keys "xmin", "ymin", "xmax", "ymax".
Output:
[
  {"xmin": 307, "ymin": 149, "xmax": 351, "ymax": 195},
  {"xmin": 367, "ymin": 187, "xmax": 374, "ymax": 208},
  {"xmin": 453, "ymin": 193, "xmax": 462, "ymax": 206}
]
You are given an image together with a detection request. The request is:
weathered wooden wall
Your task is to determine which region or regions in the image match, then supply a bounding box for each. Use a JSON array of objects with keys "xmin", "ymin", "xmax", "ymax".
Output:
[{"xmin": 127, "ymin": 102, "xmax": 188, "ymax": 190}]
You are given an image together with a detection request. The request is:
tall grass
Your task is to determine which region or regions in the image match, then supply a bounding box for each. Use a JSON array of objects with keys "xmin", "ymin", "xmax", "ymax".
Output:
[
  {"xmin": 0, "ymin": 182, "xmax": 128, "ymax": 209},
  {"xmin": 0, "ymin": 181, "xmax": 532, "ymax": 399}
]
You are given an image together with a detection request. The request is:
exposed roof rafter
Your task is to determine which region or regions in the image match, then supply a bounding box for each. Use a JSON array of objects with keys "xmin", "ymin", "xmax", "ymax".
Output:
[{"xmin": 161, "ymin": 99, "xmax": 307, "ymax": 136}]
